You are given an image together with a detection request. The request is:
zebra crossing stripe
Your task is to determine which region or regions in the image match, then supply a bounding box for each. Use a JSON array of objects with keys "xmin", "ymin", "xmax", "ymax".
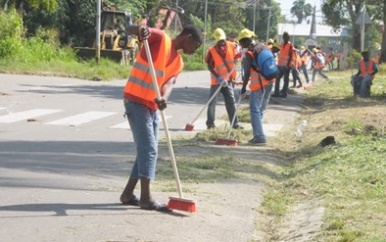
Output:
[
  {"xmin": 47, "ymin": 111, "xmax": 115, "ymax": 126},
  {"xmin": 0, "ymin": 109, "xmax": 62, "ymax": 123},
  {"xmin": 110, "ymin": 121, "xmax": 130, "ymax": 129}
]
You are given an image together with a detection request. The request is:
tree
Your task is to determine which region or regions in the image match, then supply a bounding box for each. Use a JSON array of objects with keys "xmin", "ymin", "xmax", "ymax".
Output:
[
  {"xmin": 290, "ymin": 0, "xmax": 312, "ymax": 24},
  {"xmin": 0, "ymin": 0, "xmax": 59, "ymax": 12},
  {"xmin": 380, "ymin": 0, "xmax": 386, "ymax": 63},
  {"xmin": 321, "ymin": 0, "xmax": 383, "ymax": 52}
]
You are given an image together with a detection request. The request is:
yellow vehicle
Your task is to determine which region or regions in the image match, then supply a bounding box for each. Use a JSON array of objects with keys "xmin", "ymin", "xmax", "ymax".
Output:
[{"xmin": 75, "ymin": 10, "xmax": 139, "ymax": 65}]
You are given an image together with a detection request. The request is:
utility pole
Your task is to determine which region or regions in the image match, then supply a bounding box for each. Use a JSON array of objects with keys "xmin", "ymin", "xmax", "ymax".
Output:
[
  {"xmin": 253, "ymin": 3, "xmax": 256, "ymax": 33},
  {"xmin": 202, "ymin": 0, "xmax": 208, "ymax": 62},
  {"xmin": 96, "ymin": 0, "xmax": 101, "ymax": 64},
  {"xmin": 361, "ymin": 5, "xmax": 365, "ymax": 52},
  {"xmin": 174, "ymin": 0, "xmax": 179, "ymax": 30},
  {"xmin": 265, "ymin": 7, "xmax": 272, "ymax": 43}
]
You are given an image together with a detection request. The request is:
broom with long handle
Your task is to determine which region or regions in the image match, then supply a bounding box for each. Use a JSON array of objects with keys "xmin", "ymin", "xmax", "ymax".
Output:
[
  {"xmin": 215, "ymin": 90, "xmax": 243, "ymax": 146},
  {"xmin": 143, "ymin": 38, "xmax": 196, "ymax": 212},
  {"xmin": 184, "ymin": 68, "xmax": 240, "ymax": 131}
]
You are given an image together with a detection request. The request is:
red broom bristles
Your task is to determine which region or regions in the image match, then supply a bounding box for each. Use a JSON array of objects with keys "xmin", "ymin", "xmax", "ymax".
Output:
[
  {"xmin": 215, "ymin": 138, "xmax": 238, "ymax": 146},
  {"xmin": 167, "ymin": 197, "xmax": 196, "ymax": 213}
]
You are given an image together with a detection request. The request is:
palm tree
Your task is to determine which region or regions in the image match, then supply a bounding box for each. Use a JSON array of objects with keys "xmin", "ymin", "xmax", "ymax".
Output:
[{"xmin": 290, "ymin": 0, "xmax": 313, "ymax": 24}]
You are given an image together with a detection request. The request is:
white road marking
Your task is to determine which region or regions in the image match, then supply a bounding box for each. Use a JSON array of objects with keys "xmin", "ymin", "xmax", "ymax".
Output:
[
  {"xmin": 110, "ymin": 121, "xmax": 130, "ymax": 129},
  {"xmin": 47, "ymin": 111, "xmax": 115, "ymax": 126},
  {"xmin": 0, "ymin": 109, "xmax": 62, "ymax": 123}
]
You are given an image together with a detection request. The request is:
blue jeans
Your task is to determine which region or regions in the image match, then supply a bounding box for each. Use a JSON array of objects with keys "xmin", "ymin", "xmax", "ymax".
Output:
[
  {"xmin": 206, "ymin": 82, "xmax": 239, "ymax": 127},
  {"xmin": 359, "ymin": 76, "xmax": 373, "ymax": 98},
  {"xmin": 261, "ymin": 82, "xmax": 273, "ymax": 119},
  {"xmin": 312, "ymin": 69, "xmax": 328, "ymax": 82},
  {"xmin": 250, "ymin": 89, "xmax": 266, "ymax": 142},
  {"xmin": 124, "ymin": 99, "xmax": 158, "ymax": 180},
  {"xmin": 274, "ymin": 66, "xmax": 290, "ymax": 95},
  {"xmin": 291, "ymin": 67, "xmax": 302, "ymax": 86},
  {"xmin": 300, "ymin": 64, "xmax": 310, "ymax": 83}
]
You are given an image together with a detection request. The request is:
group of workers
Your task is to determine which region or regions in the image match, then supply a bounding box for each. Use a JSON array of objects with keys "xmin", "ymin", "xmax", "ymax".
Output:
[{"xmin": 117, "ymin": 23, "xmax": 379, "ymax": 212}]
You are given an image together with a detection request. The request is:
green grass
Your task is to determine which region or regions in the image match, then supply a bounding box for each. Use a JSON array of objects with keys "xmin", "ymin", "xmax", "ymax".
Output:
[
  {"xmin": 257, "ymin": 69, "xmax": 386, "ymax": 241},
  {"xmin": 0, "ymin": 35, "xmax": 207, "ymax": 81},
  {"xmin": 181, "ymin": 69, "xmax": 386, "ymax": 241},
  {"xmin": 2, "ymin": 32, "xmax": 386, "ymax": 240}
]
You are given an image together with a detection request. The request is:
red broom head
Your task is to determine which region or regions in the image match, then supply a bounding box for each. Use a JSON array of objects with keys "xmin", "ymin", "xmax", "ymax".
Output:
[
  {"xmin": 215, "ymin": 138, "xmax": 238, "ymax": 146},
  {"xmin": 184, "ymin": 124, "xmax": 194, "ymax": 131},
  {"xmin": 167, "ymin": 197, "xmax": 196, "ymax": 213}
]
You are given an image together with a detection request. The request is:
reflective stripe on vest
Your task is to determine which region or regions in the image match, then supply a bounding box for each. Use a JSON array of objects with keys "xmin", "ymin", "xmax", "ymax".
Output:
[
  {"xmin": 247, "ymin": 51, "xmax": 274, "ymax": 91},
  {"xmin": 360, "ymin": 59, "xmax": 375, "ymax": 78},
  {"xmin": 278, "ymin": 42, "xmax": 292, "ymax": 66},
  {"xmin": 208, "ymin": 41, "xmax": 237, "ymax": 85},
  {"xmin": 293, "ymin": 50, "xmax": 301, "ymax": 68},
  {"xmin": 124, "ymin": 33, "xmax": 182, "ymax": 104},
  {"xmin": 313, "ymin": 54, "xmax": 325, "ymax": 70}
]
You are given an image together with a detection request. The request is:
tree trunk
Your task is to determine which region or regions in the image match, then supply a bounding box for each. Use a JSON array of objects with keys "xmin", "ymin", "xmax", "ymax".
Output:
[{"xmin": 381, "ymin": 0, "xmax": 386, "ymax": 64}]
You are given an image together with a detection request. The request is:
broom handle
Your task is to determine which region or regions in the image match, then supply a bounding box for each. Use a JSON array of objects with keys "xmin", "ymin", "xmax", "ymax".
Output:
[
  {"xmin": 189, "ymin": 69, "xmax": 240, "ymax": 125},
  {"xmin": 189, "ymin": 82, "xmax": 223, "ymax": 125},
  {"xmin": 143, "ymin": 39, "xmax": 183, "ymax": 198},
  {"xmin": 227, "ymin": 91, "xmax": 243, "ymax": 138}
]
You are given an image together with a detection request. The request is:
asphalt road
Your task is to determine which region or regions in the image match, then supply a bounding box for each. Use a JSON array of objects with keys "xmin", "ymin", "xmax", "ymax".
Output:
[{"xmin": 0, "ymin": 72, "xmax": 303, "ymax": 242}]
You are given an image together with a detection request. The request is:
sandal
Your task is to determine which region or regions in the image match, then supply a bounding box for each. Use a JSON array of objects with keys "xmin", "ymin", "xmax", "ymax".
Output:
[
  {"xmin": 120, "ymin": 195, "xmax": 139, "ymax": 206},
  {"xmin": 140, "ymin": 201, "xmax": 172, "ymax": 212}
]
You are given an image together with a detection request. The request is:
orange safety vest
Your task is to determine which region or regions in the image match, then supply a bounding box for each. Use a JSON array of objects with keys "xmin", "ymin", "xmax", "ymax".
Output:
[
  {"xmin": 300, "ymin": 50, "xmax": 309, "ymax": 65},
  {"xmin": 208, "ymin": 41, "xmax": 237, "ymax": 85},
  {"xmin": 312, "ymin": 53, "xmax": 325, "ymax": 70},
  {"xmin": 292, "ymin": 49, "xmax": 302, "ymax": 68},
  {"xmin": 336, "ymin": 52, "xmax": 342, "ymax": 60},
  {"xmin": 325, "ymin": 51, "xmax": 334, "ymax": 63},
  {"xmin": 360, "ymin": 59, "xmax": 375, "ymax": 78},
  {"xmin": 123, "ymin": 33, "xmax": 183, "ymax": 110},
  {"xmin": 278, "ymin": 42, "xmax": 292, "ymax": 67},
  {"xmin": 247, "ymin": 51, "xmax": 275, "ymax": 92}
]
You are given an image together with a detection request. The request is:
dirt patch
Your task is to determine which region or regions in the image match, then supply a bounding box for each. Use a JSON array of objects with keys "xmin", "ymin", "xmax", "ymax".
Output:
[{"xmin": 277, "ymin": 199, "xmax": 325, "ymax": 242}]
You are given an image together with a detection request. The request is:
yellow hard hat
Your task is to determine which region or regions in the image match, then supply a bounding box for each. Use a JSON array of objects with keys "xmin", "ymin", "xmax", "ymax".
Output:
[
  {"xmin": 268, "ymin": 38, "xmax": 274, "ymax": 44},
  {"xmin": 312, "ymin": 48, "xmax": 318, "ymax": 53},
  {"xmin": 236, "ymin": 28, "xmax": 257, "ymax": 41},
  {"xmin": 300, "ymin": 46, "xmax": 305, "ymax": 50},
  {"xmin": 213, "ymin": 28, "xmax": 226, "ymax": 42}
]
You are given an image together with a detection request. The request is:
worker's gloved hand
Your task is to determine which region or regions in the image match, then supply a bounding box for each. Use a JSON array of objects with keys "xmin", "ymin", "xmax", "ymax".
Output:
[
  {"xmin": 241, "ymin": 86, "xmax": 246, "ymax": 95},
  {"xmin": 139, "ymin": 26, "xmax": 150, "ymax": 41},
  {"xmin": 216, "ymin": 77, "xmax": 228, "ymax": 87},
  {"xmin": 154, "ymin": 98, "xmax": 167, "ymax": 111}
]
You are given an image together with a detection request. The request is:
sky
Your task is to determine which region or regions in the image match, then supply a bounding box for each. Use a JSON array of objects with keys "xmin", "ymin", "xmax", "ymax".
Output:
[{"xmin": 275, "ymin": 0, "xmax": 323, "ymax": 23}]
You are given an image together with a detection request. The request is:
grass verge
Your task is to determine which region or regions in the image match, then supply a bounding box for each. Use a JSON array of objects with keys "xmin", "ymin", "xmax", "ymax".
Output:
[
  {"xmin": 160, "ymin": 69, "xmax": 386, "ymax": 241},
  {"xmin": 257, "ymin": 70, "xmax": 386, "ymax": 241}
]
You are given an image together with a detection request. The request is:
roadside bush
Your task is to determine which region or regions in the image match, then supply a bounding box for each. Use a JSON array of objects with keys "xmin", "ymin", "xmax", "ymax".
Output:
[
  {"xmin": 0, "ymin": 37, "xmax": 22, "ymax": 58},
  {"xmin": 377, "ymin": 63, "xmax": 386, "ymax": 75},
  {"xmin": 181, "ymin": 46, "xmax": 207, "ymax": 71},
  {"xmin": 346, "ymin": 49, "xmax": 361, "ymax": 66},
  {"xmin": 0, "ymin": 8, "xmax": 24, "ymax": 40}
]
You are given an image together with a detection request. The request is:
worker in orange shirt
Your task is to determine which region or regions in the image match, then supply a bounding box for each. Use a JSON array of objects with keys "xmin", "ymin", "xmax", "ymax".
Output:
[
  {"xmin": 272, "ymin": 32, "xmax": 293, "ymax": 98},
  {"xmin": 311, "ymin": 48, "xmax": 329, "ymax": 82},
  {"xmin": 335, "ymin": 51, "xmax": 342, "ymax": 70},
  {"xmin": 325, "ymin": 47, "xmax": 334, "ymax": 71},
  {"xmin": 352, "ymin": 50, "xmax": 378, "ymax": 98},
  {"xmin": 205, "ymin": 28, "xmax": 242, "ymax": 130},
  {"xmin": 299, "ymin": 46, "xmax": 311, "ymax": 83},
  {"xmin": 238, "ymin": 28, "xmax": 276, "ymax": 145},
  {"xmin": 120, "ymin": 25, "xmax": 202, "ymax": 212},
  {"xmin": 291, "ymin": 46, "xmax": 303, "ymax": 88}
]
